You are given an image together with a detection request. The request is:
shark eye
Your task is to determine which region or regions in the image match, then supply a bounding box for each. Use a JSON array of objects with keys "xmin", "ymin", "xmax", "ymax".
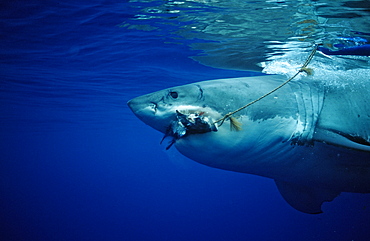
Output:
[{"xmin": 169, "ymin": 91, "xmax": 178, "ymax": 99}]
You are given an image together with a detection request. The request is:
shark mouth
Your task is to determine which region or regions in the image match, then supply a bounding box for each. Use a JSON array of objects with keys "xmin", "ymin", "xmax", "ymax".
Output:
[{"xmin": 161, "ymin": 110, "xmax": 218, "ymax": 150}]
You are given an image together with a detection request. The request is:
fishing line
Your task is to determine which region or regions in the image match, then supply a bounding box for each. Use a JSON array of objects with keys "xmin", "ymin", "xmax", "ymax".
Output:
[{"xmin": 213, "ymin": 44, "xmax": 319, "ymax": 130}]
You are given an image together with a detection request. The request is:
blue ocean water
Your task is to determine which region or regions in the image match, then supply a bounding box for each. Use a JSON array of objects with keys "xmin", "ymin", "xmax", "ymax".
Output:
[{"xmin": 1, "ymin": 1, "xmax": 369, "ymax": 240}]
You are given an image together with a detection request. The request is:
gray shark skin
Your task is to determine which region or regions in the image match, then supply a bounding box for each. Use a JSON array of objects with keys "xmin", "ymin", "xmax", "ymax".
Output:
[{"xmin": 127, "ymin": 74, "xmax": 370, "ymax": 214}]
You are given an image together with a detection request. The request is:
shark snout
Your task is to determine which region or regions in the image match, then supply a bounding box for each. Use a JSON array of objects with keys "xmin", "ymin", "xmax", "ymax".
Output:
[
  {"xmin": 127, "ymin": 99, "xmax": 136, "ymax": 115},
  {"xmin": 127, "ymin": 99, "xmax": 134, "ymax": 111},
  {"xmin": 127, "ymin": 95, "xmax": 155, "ymax": 114},
  {"xmin": 127, "ymin": 97, "xmax": 142, "ymax": 113},
  {"xmin": 127, "ymin": 96, "xmax": 170, "ymax": 133}
]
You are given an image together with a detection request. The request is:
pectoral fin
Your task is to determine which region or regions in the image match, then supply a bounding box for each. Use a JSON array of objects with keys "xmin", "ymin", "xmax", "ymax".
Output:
[
  {"xmin": 275, "ymin": 180, "xmax": 340, "ymax": 214},
  {"xmin": 314, "ymin": 129, "xmax": 370, "ymax": 152}
]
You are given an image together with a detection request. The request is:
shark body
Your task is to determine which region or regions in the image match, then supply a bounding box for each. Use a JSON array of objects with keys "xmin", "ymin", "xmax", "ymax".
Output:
[{"xmin": 128, "ymin": 74, "xmax": 370, "ymax": 214}]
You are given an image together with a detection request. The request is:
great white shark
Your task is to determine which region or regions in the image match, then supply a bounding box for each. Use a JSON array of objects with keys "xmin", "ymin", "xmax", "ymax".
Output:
[{"xmin": 127, "ymin": 73, "xmax": 370, "ymax": 214}]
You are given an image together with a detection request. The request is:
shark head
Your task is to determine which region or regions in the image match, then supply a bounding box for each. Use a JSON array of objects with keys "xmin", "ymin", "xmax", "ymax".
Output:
[
  {"xmin": 127, "ymin": 83, "xmax": 221, "ymax": 133},
  {"xmin": 127, "ymin": 76, "xmax": 310, "ymax": 173},
  {"xmin": 128, "ymin": 83, "xmax": 222, "ymax": 149}
]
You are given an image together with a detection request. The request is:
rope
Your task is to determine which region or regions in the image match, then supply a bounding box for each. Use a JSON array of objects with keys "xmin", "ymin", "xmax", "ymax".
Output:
[{"xmin": 213, "ymin": 44, "xmax": 319, "ymax": 127}]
